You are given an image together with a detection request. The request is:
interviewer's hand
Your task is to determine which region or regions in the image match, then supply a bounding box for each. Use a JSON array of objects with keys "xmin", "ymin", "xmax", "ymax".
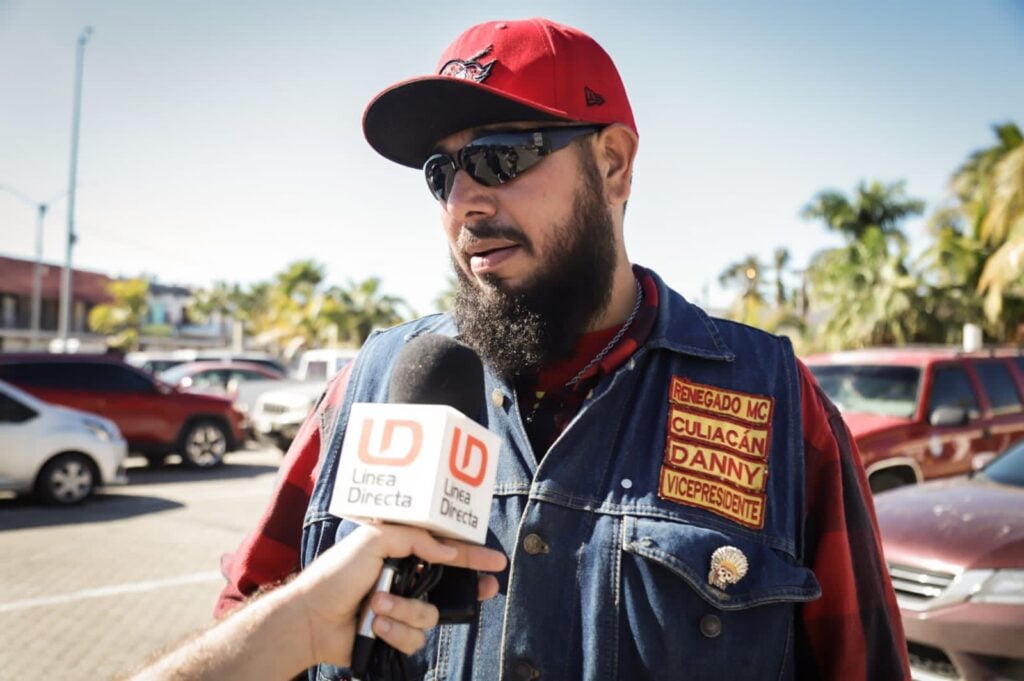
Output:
[{"xmin": 295, "ymin": 524, "xmax": 507, "ymax": 668}]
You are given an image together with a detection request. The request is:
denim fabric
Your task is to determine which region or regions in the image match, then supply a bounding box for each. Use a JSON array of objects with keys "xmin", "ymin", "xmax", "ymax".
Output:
[{"xmin": 302, "ymin": 270, "xmax": 821, "ymax": 681}]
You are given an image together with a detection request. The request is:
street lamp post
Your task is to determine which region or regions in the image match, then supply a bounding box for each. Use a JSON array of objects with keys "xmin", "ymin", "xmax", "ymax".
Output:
[{"xmin": 58, "ymin": 26, "xmax": 94, "ymax": 347}]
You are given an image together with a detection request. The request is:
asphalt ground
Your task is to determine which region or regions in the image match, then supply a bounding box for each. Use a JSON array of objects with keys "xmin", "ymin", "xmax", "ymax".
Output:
[{"xmin": 0, "ymin": 445, "xmax": 283, "ymax": 680}]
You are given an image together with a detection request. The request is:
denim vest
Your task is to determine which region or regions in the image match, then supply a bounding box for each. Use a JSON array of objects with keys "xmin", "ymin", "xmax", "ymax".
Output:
[{"xmin": 301, "ymin": 270, "xmax": 821, "ymax": 681}]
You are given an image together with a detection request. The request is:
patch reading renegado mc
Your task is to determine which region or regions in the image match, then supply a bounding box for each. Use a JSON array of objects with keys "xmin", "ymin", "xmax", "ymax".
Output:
[{"xmin": 658, "ymin": 377, "xmax": 775, "ymax": 529}]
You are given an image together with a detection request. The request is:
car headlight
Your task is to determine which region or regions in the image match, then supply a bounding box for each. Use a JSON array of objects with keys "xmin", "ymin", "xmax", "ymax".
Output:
[
  {"xmin": 970, "ymin": 569, "xmax": 1024, "ymax": 604},
  {"xmin": 82, "ymin": 417, "xmax": 118, "ymax": 442}
]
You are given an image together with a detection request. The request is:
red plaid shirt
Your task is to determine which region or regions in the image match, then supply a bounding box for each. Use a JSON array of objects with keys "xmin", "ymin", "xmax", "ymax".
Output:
[{"xmin": 215, "ymin": 267, "xmax": 909, "ymax": 679}]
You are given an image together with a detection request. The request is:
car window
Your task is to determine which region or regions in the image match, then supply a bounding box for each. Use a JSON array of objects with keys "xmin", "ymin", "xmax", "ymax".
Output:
[
  {"xmin": 928, "ymin": 365, "xmax": 980, "ymax": 420},
  {"xmin": 305, "ymin": 360, "xmax": 328, "ymax": 381},
  {"xmin": 77, "ymin": 364, "xmax": 156, "ymax": 393},
  {"xmin": 158, "ymin": 364, "xmax": 195, "ymax": 385},
  {"xmin": 232, "ymin": 370, "xmax": 270, "ymax": 382},
  {"xmin": 191, "ymin": 370, "xmax": 229, "ymax": 390},
  {"xmin": 0, "ymin": 362, "xmax": 69, "ymax": 388},
  {"xmin": 981, "ymin": 441, "xmax": 1024, "ymax": 487},
  {"xmin": 808, "ymin": 365, "xmax": 920, "ymax": 417},
  {"xmin": 973, "ymin": 361, "xmax": 1022, "ymax": 414},
  {"xmin": 0, "ymin": 391, "xmax": 38, "ymax": 423}
]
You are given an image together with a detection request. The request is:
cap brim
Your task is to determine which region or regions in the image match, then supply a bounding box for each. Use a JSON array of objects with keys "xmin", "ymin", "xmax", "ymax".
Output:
[{"xmin": 363, "ymin": 77, "xmax": 572, "ymax": 169}]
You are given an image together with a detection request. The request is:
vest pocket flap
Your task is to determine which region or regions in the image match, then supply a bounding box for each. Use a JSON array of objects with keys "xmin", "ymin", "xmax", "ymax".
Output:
[{"xmin": 621, "ymin": 515, "xmax": 821, "ymax": 610}]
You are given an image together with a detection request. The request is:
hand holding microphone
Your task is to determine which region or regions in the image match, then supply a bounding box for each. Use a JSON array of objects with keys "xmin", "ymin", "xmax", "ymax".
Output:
[
  {"xmin": 330, "ymin": 335, "xmax": 502, "ymax": 679},
  {"xmin": 297, "ymin": 524, "xmax": 506, "ymax": 670}
]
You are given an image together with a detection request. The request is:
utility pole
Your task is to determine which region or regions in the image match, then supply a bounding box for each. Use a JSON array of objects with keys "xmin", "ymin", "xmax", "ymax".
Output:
[{"xmin": 58, "ymin": 26, "xmax": 94, "ymax": 347}]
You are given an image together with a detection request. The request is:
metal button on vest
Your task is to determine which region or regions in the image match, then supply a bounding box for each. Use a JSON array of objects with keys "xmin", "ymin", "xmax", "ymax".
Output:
[
  {"xmin": 512, "ymin": 659, "xmax": 541, "ymax": 680},
  {"xmin": 699, "ymin": 614, "xmax": 722, "ymax": 638},
  {"xmin": 491, "ymin": 388, "xmax": 504, "ymax": 408},
  {"xmin": 522, "ymin": 533, "xmax": 549, "ymax": 555}
]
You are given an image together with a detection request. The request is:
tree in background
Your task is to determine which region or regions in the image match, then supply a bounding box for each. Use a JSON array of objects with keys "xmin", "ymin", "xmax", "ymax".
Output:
[
  {"xmin": 88, "ymin": 278, "xmax": 149, "ymax": 351},
  {"xmin": 958, "ymin": 123, "xmax": 1024, "ymax": 329},
  {"xmin": 801, "ymin": 180, "xmax": 926, "ymax": 349},
  {"xmin": 187, "ymin": 261, "xmax": 413, "ymax": 359},
  {"xmin": 772, "ymin": 247, "xmax": 791, "ymax": 308},
  {"xmin": 332, "ymin": 277, "xmax": 412, "ymax": 346},
  {"xmin": 187, "ymin": 280, "xmax": 237, "ymax": 344},
  {"xmin": 914, "ymin": 122, "xmax": 1024, "ymax": 342},
  {"xmin": 718, "ymin": 254, "xmax": 766, "ymax": 327}
]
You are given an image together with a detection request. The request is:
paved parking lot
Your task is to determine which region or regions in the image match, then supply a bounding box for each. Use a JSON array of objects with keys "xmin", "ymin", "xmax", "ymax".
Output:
[{"xmin": 0, "ymin": 445, "xmax": 283, "ymax": 680}]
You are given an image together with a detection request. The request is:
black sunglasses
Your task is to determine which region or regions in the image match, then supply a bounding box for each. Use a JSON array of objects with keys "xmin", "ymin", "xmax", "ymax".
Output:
[{"xmin": 423, "ymin": 125, "xmax": 603, "ymax": 202}]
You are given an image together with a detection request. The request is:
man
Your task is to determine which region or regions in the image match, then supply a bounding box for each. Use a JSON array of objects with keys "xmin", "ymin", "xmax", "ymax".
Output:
[
  {"xmin": 217, "ymin": 17, "xmax": 910, "ymax": 680},
  {"xmin": 132, "ymin": 524, "xmax": 505, "ymax": 680}
]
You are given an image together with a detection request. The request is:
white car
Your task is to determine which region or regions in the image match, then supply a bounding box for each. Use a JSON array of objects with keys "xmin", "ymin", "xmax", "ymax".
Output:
[{"xmin": 0, "ymin": 379, "xmax": 127, "ymax": 504}]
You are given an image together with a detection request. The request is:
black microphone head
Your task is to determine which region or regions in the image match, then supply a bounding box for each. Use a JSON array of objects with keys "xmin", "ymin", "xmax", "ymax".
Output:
[{"xmin": 388, "ymin": 335, "xmax": 485, "ymax": 420}]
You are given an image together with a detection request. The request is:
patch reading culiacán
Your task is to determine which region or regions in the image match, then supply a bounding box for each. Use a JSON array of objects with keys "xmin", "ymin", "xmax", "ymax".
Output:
[{"xmin": 658, "ymin": 377, "xmax": 774, "ymax": 529}]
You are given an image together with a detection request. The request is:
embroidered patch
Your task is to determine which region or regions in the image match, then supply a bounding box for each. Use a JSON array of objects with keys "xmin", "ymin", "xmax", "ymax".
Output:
[
  {"xmin": 439, "ymin": 46, "xmax": 496, "ymax": 83},
  {"xmin": 659, "ymin": 377, "xmax": 775, "ymax": 529}
]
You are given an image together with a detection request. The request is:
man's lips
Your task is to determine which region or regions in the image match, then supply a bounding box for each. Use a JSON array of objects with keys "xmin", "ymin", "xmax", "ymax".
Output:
[{"xmin": 469, "ymin": 245, "xmax": 520, "ymax": 273}]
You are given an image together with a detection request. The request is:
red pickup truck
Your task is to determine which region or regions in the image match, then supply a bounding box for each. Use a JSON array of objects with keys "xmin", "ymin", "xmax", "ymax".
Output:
[{"xmin": 804, "ymin": 348, "xmax": 1024, "ymax": 492}]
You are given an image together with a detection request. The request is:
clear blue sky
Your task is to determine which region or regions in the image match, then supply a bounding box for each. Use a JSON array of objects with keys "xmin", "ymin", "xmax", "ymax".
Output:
[{"xmin": 1, "ymin": 1, "xmax": 1021, "ymax": 315}]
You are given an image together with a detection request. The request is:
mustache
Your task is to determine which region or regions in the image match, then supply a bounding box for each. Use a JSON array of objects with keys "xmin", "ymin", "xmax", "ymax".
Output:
[{"xmin": 456, "ymin": 221, "xmax": 534, "ymax": 255}]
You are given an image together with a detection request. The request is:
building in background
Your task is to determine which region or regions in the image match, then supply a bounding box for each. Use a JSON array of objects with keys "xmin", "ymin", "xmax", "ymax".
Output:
[
  {"xmin": 0, "ymin": 255, "xmax": 112, "ymax": 349},
  {"xmin": 0, "ymin": 255, "xmax": 223, "ymax": 351}
]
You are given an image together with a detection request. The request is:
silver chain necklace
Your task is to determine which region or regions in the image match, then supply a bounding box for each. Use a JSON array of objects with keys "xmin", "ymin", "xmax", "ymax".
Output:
[
  {"xmin": 523, "ymin": 276, "xmax": 643, "ymax": 425},
  {"xmin": 564, "ymin": 275, "xmax": 643, "ymax": 389}
]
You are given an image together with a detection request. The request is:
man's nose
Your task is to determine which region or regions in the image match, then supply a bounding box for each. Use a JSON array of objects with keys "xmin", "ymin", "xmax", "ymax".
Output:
[{"xmin": 445, "ymin": 170, "xmax": 497, "ymax": 222}]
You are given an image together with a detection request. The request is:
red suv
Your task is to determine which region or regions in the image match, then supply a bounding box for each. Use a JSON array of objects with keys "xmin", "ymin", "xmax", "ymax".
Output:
[
  {"xmin": 805, "ymin": 348, "xmax": 1024, "ymax": 492},
  {"xmin": 0, "ymin": 353, "xmax": 246, "ymax": 468}
]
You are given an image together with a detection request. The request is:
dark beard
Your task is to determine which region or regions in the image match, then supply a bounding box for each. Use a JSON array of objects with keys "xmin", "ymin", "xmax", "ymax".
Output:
[{"xmin": 451, "ymin": 155, "xmax": 617, "ymax": 378}]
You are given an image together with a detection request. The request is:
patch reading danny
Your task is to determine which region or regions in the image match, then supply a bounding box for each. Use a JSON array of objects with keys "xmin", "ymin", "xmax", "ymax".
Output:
[{"xmin": 659, "ymin": 377, "xmax": 775, "ymax": 529}]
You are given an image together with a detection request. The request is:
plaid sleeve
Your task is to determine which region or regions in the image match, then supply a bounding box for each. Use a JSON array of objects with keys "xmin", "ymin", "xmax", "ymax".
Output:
[
  {"xmin": 793, "ymin": 360, "xmax": 910, "ymax": 680},
  {"xmin": 213, "ymin": 363, "xmax": 353, "ymax": 618}
]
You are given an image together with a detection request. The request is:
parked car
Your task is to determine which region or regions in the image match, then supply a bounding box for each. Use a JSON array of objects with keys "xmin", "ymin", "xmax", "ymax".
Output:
[
  {"xmin": 249, "ymin": 348, "xmax": 358, "ymax": 451},
  {"xmin": 0, "ymin": 379, "xmax": 127, "ymax": 504},
  {"xmin": 125, "ymin": 349, "xmax": 288, "ymax": 376},
  {"xmin": 0, "ymin": 353, "xmax": 246, "ymax": 468},
  {"xmin": 805, "ymin": 348, "xmax": 1024, "ymax": 492},
  {"xmin": 158, "ymin": 360, "xmax": 287, "ymax": 441},
  {"xmin": 158, "ymin": 360, "xmax": 285, "ymax": 395},
  {"xmin": 251, "ymin": 382, "xmax": 327, "ymax": 452},
  {"xmin": 876, "ymin": 440, "xmax": 1024, "ymax": 681}
]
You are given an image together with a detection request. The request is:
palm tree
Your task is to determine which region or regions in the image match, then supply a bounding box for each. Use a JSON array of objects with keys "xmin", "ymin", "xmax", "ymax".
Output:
[
  {"xmin": 969, "ymin": 123, "xmax": 1024, "ymax": 322},
  {"xmin": 718, "ymin": 255, "xmax": 766, "ymax": 327},
  {"xmin": 335, "ymin": 277, "xmax": 412, "ymax": 345},
  {"xmin": 801, "ymin": 180, "xmax": 925, "ymax": 244},
  {"xmin": 187, "ymin": 280, "xmax": 236, "ymax": 344},
  {"xmin": 802, "ymin": 180, "xmax": 926, "ymax": 349},
  {"xmin": 919, "ymin": 122, "xmax": 1024, "ymax": 336},
  {"xmin": 772, "ymin": 248, "xmax": 790, "ymax": 307}
]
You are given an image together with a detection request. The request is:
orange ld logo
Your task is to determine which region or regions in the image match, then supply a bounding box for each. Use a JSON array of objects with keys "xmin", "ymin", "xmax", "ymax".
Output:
[
  {"xmin": 448, "ymin": 426, "xmax": 488, "ymax": 487},
  {"xmin": 357, "ymin": 418, "xmax": 423, "ymax": 466}
]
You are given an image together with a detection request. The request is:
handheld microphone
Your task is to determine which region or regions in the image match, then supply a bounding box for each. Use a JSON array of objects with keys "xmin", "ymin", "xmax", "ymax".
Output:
[{"xmin": 333, "ymin": 335, "xmax": 497, "ymax": 679}]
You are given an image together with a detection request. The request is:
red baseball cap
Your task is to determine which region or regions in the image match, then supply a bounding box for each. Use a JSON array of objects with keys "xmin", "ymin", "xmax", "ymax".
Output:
[{"xmin": 363, "ymin": 17, "xmax": 637, "ymax": 169}]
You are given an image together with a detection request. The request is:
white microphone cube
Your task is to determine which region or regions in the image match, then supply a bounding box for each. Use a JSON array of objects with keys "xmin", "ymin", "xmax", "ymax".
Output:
[{"xmin": 329, "ymin": 403, "xmax": 499, "ymax": 544}]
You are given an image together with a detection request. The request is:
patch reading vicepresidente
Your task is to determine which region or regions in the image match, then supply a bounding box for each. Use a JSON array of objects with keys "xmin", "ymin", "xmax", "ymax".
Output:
[{"xmin": 659, "ymin": 377, "xmax": 774, "ymax": 529}]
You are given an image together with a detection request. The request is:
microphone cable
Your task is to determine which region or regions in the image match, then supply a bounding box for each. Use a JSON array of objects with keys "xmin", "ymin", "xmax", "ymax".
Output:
[{"xmin": 352, "ymin": 558, "xmax": 446, "ymax": 681}]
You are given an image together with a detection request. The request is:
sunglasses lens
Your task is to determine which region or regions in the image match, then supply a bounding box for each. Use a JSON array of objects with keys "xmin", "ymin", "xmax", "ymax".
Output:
[
  {"xmin": 424, "ymin": 155, "xmax": 455, "ymax": 201},
  {"xmin": 461, "ymin": 144, "xmax": 544, "ymax": 189}
]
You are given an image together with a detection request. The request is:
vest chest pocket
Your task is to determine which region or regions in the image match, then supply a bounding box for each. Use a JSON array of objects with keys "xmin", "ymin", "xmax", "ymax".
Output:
[{"xmin": 616, "ymin": 515, "xmax": 821, "ymax": 681}]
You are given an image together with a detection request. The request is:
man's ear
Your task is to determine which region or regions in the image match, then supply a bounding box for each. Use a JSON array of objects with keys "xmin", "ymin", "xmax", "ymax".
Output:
[{"xmin": 594, "ymin": 124, "xmax": 638, "ymax": 207}]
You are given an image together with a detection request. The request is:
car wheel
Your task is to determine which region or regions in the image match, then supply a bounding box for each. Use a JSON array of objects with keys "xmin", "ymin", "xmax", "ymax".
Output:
[
  {"xmin": 180, "ymin": 420, "xmax": 229, "ymax": 468},
  {"xmin": 36, "ymin": 453, "xmax": 96, "ymax": 505}
]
